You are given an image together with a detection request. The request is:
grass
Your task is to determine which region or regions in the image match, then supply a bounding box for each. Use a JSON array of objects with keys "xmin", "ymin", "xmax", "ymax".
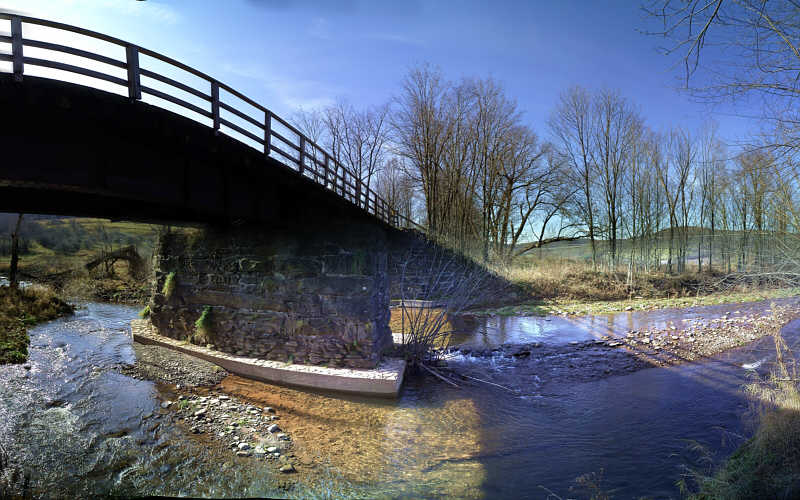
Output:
[
  {"xmin": 682, "ymin": 329, "xmax": 800, "ymax": 499},
  {"xmin": 139, "ymin": 305, "xmax": 151, "ymax": 318},
  {"xmin": 162, "ymin": 272, "xmax": 176, "ymax": 299},
  {"xmin": 0, "ymin": 218, "xmax": 159, "ymax": 277},
  {"xmin": 194, "ymin": 306, "xmax": 211, "ymax": 330},
  {"xmin": 0, "ymin": 285, "xmax": 73, "ymax": 364},
  {"xmin": 193, "ymin": 305, "xmax": 212, "ymax": 345}
]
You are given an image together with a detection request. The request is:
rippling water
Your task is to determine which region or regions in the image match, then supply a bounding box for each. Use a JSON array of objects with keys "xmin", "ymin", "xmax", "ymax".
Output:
[
  {"xmin": 0, "ymin": 303, "xmax": 289, "ymax": 499},
  {"xmin": 1, "ymin": 301, "xmax": 794, "ymax": 499}
]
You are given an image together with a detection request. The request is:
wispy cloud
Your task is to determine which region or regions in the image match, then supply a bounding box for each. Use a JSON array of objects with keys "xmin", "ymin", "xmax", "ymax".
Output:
[
  {"xmin": 221, "ymin": 61, "xmax": 336, "ymax": 112},
  {"xmin": 0, "ymin": 0, "xmax": 181, "ymax": 25}
]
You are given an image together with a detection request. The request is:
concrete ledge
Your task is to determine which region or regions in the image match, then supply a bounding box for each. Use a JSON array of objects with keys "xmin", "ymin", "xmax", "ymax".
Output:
[{"xmin": 131, "ymin": 320, "xmax": 405, "ymax": 398}]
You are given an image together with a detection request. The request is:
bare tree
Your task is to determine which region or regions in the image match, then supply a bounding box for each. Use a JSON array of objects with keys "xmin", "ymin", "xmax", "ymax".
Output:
[
  {"xmin": 393, "ymin": 64, "xmax": 453, "ymax": 238},
  {"xmin": 644, "ymin": 0, "xmax": 800, "ymax": 156},
  {"xmin": 549, "ymin": 87, "xmax": 599, "ymax": 269}
]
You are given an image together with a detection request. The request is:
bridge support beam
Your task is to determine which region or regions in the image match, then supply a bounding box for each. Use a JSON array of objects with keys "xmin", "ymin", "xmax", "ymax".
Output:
[{"xmin": 147, "ymin": 221, "xmax": 392, "ymax": 369}]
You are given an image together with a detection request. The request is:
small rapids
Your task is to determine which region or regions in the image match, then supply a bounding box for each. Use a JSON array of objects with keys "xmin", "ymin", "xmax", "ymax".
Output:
[{"xmin": 0, "ymin": 303, "xmax": 289, "ymax": 499}]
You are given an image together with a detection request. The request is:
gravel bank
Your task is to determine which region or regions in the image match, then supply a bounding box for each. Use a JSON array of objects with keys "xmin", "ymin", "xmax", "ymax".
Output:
[
  {"xmin": 119, "ymin": 342, "xmax": 228, "ymax": 387},
  {"xmin": 117, "ymin": 342, "xmax": 300, "ymax": 475}
]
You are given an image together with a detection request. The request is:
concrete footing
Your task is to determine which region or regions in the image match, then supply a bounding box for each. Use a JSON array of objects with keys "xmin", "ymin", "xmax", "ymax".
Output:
[{"xmin": 131, "ymin": 319, "xmax": 405, "ymax": 398}]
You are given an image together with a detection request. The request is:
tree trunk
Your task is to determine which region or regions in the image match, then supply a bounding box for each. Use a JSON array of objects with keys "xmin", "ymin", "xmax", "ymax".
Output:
[{"xmin": 9, "ymin": 214, "xmax": 23, "ymax": 289}]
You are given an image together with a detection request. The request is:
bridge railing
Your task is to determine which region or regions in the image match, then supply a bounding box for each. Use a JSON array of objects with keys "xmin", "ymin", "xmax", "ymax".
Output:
[{"xmin": 0, "ymin": 12, "xmax": 419, "ymax": 229}]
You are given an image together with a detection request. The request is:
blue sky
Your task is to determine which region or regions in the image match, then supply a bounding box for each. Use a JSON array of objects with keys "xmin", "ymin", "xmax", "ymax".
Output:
[{"xmin": 0, "ymin": 0, "xmax": 758, "ymax": 146}]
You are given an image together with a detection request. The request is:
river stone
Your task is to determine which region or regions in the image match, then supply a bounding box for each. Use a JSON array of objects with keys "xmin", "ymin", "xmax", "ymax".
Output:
[
  {"xmin": 161, "ymin": 401, "xmax": 172, "ymax": 408},
  {"xmin": 194, "ymin": 408, "xmax": 207, "ymax": 417},
  {"xmin": 279, "ymin": 464, "xmax": 295, "ymax": 473},
  {"xmin": 267, "ymin": 446, "xmax": 278, "ymax": 453},
  {"xmin": 267, "ymin": 424, "xmax": 280, "ymax": 433},
  {"xmin": 238, "ymin": 442, "xmax": 250, "ymax": 450}
]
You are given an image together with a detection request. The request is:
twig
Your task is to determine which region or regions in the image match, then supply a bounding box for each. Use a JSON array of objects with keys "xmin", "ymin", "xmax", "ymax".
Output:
[
  {"xmin": 420, "ymin": 363, "xmax": 460, "ymax": 388},
  {"xmin": 459, "ymin": 373, "xmax": 517, "ymax": 393}
]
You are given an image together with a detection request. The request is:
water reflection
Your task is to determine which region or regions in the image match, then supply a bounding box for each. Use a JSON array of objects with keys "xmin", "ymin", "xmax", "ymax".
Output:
[{"xmin": 450, "ymin": 297, "xmax": 800, "ymax": 348}]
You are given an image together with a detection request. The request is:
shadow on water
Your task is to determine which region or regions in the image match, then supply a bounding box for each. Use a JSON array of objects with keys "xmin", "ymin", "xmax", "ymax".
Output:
[
  {"xmin": 450, "ymin": 318, "xmax": 800, "ymax": 499},
  {"xmin": 1, "ymin": 301, "xmax": 797, "ymax": 499}
]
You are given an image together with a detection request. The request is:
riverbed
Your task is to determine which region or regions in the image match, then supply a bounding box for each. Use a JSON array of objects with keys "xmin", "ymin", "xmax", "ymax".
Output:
[{"xmin": 1, "ymin": 300, "xmax": 796, "ymax": 499}]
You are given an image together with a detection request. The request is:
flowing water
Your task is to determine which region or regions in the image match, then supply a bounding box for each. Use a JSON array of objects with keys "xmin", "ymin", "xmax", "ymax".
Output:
[{"xmin": 1, "ymin": 300, "xmax": 795, "ymax": 499}]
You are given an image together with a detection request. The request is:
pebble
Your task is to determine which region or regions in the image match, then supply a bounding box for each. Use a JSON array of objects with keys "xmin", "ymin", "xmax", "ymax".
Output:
[
  {"xmin": 194, "ymin": 408, "xmax": 207, "ymax": 417},
  {"xmin": 267, "ymin": 446, "xmax": 278, "ymax": 453},
  {"xmin": 267, "ymin": 424, "xmax": 280, "ymax": 433},
  {"xmin": 279, "ymin": 464, "xmax": 295, "ymax": 473},
  {"xmin": 161, "ymin": 401, "xmax": 172, "ymax": 409},
  {"xmin": 236, "ymin": 450, "xmax": 251, "ymax": 457},
  {"xmin": 237, "ymin": 442, "xmax": 250, "ymax": 451}
]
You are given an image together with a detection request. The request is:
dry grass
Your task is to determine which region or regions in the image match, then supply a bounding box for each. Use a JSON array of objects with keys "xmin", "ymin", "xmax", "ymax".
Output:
[
  {"xmin": 0, "ymin": 285, "xmax": 73, "ymax": 364},
  {"xmin": 60, "ymin": 271, "xmax": 149, "ymax": 304},
  {"xmin": 498, "ymin": 256, "xmax": 786, "ymax": 304}
]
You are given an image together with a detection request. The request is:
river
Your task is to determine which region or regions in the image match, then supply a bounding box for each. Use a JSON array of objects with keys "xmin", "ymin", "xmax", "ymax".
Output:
[{"xmin": 0, "ymin": 300, "xmax": 795, "ymax": 499}]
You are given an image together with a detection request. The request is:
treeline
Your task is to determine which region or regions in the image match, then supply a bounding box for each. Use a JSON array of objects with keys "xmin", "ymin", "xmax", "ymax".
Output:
[{"xmin": 293, "ymin": 65, "xmax": 800, "ymax": 275}]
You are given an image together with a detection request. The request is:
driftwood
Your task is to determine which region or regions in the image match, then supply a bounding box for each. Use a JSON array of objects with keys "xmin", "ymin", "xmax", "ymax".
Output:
[
  {"xmin": 85, "ymin": 245, "xmax": 145, "ymax": 278},
  {"xmin": 421, "ymin": 363, "xmax": 460, "ymax": 388},
  {"xmin": 458, "ymin": 373, "xmax": 517, "ymax": 393}
]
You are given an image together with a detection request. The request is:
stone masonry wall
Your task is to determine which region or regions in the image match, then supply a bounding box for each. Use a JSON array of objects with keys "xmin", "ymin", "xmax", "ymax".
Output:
[{"xmin": 148, "ymin": 222, "xmax": 391, "ymax": 369}]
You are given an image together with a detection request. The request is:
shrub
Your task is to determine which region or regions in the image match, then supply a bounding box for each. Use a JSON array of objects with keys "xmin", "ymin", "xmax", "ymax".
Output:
[
  {"xmin": 0, "ymin": 286, "xmax": 73, "ymax": 364},
  {"xmin": 138, "ymin": 305, "xmax": 151, "ymax": 318}
]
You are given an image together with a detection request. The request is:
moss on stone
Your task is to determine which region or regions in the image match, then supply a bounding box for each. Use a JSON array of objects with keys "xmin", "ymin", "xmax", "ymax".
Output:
[
  {"xmin": 193, "ymin": 305, "xmax": 213, "ymax": 345},
  {"xmin": 162, "ymin": 271, "xmax": 176, "ymax": 299}
]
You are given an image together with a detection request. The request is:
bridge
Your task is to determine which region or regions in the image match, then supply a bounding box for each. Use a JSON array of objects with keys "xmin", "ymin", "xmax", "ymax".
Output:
[{"xmin": 0, "ymin": 13, "xmax": 508, "ymax": 383}]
